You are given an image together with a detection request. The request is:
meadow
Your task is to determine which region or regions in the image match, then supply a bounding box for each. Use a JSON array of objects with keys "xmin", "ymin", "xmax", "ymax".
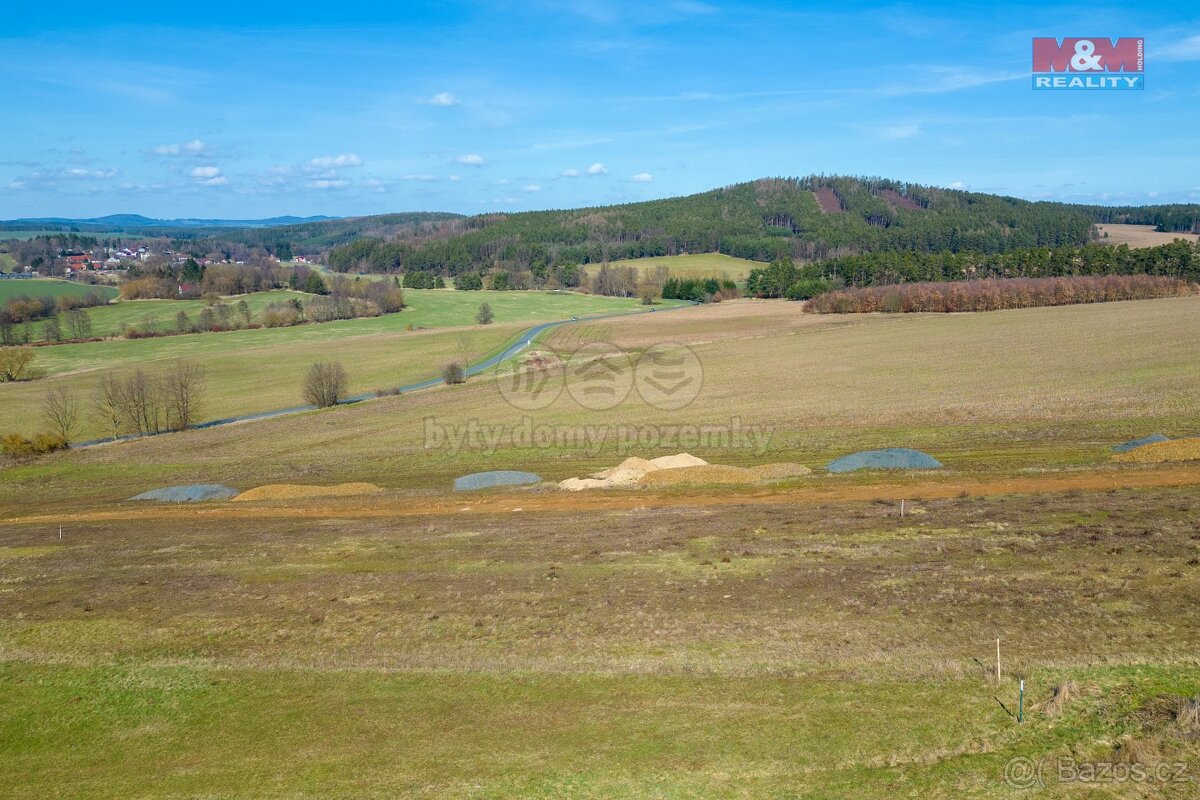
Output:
[
  {"xmin": 3, "ymin": 295, "xmax": 1200, "ymax": 798},
  {"xmin": 0, "ymin": 278, "xmax": 118, "ymax": 304},
  {"xmin": 0, "ymin": 290, "xmax": 676, "ymax": 439},
  {"xmin": 4, "ymin": 294, "xmax": 1199, "ymax": 505},
  {"xmin": 1, "ymin": 487, "xmax": 1197, "ymax": 798},
  {"xmin": 594, "ymin": 252, "xmax": 764, "ymax": 282},
  {"xmin": 1097, "ymin": 223, "xmax": 1200, "ymax": 248}
]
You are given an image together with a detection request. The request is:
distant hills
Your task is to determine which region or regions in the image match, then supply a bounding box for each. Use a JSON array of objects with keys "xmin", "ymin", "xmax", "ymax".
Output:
[
  {"xmin": 324, "ymin": 176, "xmax": 1200, "ymax": 274},
  {"xmin": 2, "ymin": 214, "xmax": 339, "ymax": 229},
  {"xmin": 5, "ymin": 177, "xmax": 1199, "ymax": 271}
]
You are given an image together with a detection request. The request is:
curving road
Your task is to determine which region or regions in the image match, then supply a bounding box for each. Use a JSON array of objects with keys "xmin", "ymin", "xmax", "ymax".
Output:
[{"xmin": 76, "ymin": 301, "xmax": 695, "ymax": 448}]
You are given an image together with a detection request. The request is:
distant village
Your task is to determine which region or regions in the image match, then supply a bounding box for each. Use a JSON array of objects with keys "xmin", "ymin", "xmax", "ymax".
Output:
[{"xmin": 0, "ymin": 242, "xmax": 315, "ymax": 281}]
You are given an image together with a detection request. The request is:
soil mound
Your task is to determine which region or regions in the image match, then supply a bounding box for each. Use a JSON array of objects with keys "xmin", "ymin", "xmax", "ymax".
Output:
[
  {"xmin": 233, "ymin": 483, "xmax": 383, "ymax": 502},
  {"xmin": 128, "ymin": 484, "xmax": 239, "ymax": 503},
  {"xmin": 1113, "ymin": 438, "xmax": 1200, "ymax": 464},
  {"xmin": 748, "ymin": 462, "xmax": 812, "ymax": 481},
  {"xmin": 639, "ymin": 465, "xmax": 760, "ymax": 487}
]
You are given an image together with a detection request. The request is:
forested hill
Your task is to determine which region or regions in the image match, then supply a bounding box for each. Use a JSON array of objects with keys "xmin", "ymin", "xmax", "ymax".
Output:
[{"xmin": 324, "ymin": 177, "xmax": 1116, "ymax": 274}]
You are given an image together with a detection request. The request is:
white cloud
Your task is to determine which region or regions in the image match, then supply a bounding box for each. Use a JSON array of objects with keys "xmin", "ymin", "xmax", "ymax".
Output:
[
  {"xmin": 309, "ymin": 179, "xmax": 350, "ymax": 189},
  {"xmin": 948, "ymin": 180, "xmax": 966, "ymax": 190},
  {"xmin": 524, "ymin": 184, "xmax": 542, "ymax": 192},
  {"xmin": 190, "ymin": 166, "xmax": 221, "ymax": 179},
  {"xmin": 562, "ymin": 168, "xmax": 580, "ymax": 177},
  {"xmin": 457, "ymin": 153, "xmax": 486, "ymax": 166},
  {"xmin": 151, "ymin": 138, "xmax": 209, "ymax": 157},
  {"xmin": 883, "ymin": 124, "xmax": 920, "ymax": 139},
  {"xmin": 400, "ymin": 174, "xmax": 439, "ymax": 182},
  {"xmin": 1160, "ymin": 35, "xmax": 1200, "ymax": 62},
  {"xmin": 63, "ymin": 167, "xmax": 118, "ymax": 179},
  {"xmin": 310, "ymin": 153, "xmax": 362, "ymax": 169},
  {"xmin": 424, "ymin": 91, "xmax": 460, "ymax": 106},
  {"xmin": 630, "ymin": 172, "xmax": 653, "ymax": 182},
  {"xmin": 586, "ymin": 162, "xmax": 608, "ymax": 175},
  {"xmin": 200, "ymin": 176, "xmax": 228, "ymax": 186},
  {"xmin": 448, "ymin": 174, "xmax": 461, "ymax": 182}
]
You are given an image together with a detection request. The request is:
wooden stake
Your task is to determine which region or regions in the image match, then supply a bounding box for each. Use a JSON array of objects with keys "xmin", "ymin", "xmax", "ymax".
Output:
[
  {"xmin": 900, "ymin": 499, "xmax": 905, "ymax": 517},
  {"xmin": 996, "ymin": 638, "xmax": 1002, "ymax": 683}
]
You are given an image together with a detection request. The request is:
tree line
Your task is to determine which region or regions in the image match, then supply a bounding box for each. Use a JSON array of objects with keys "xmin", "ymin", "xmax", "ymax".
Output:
[
  {"xmin": 0, "ymin": 289, "xmax": 110, "ymax": 344},
  {"xmin": 806, "ymin": 274, "xmax": 1192, "ymax": 314},
  {"xmin": 2, "ymin": 361, "xmax": 207, "ymax": 459},
  {"xmin": 747, "ymin": 239, "xmax": 1200, "ymax": 299}
]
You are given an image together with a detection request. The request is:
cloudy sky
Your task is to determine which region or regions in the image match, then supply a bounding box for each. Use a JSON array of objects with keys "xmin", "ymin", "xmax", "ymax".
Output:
[{"xmin": 2, "ymin": 1, "xmax": 1198, "ymax": 218}]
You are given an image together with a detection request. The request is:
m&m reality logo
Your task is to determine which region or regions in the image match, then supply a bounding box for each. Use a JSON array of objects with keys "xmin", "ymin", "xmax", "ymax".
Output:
[{"xmin": 1032, "ymin": 37, "xmax": 1144, "ymax": 90}]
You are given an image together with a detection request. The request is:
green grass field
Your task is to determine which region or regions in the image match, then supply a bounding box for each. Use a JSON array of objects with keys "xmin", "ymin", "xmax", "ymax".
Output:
[
  {"xmin": 0, "ymin": 252, "xmax": 17, "ymax": 272},
  {"xmin": 0, "ymin": 278, "xmax": 119, "ymax": 304},
  {"xmin": 593, "ymin": 253, "xmax": 765, "ymax": 282},
  {"xmin": 0, "ymin": 229, "xmax": 140, "ymax": 241},
  {"xmin": 78, "ymin": 290, "xmax": 308, "ymax": 339},
  {"xmin": 0, "ymin": 290, "xmax": 676, "ymax": 439},
  {"xmin": 3, "ymin": 294, "xmax": 1199, "ymax": 502}
]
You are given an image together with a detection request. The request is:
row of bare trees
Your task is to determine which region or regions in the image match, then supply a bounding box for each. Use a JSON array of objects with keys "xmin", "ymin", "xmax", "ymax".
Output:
[
  {"xmin": 806, "ymin": 274, "xmax": 1193, "ymax": 314},
  {"xmin": 90, "ymin": 362, "xmax": 207, "ymax": 439}
]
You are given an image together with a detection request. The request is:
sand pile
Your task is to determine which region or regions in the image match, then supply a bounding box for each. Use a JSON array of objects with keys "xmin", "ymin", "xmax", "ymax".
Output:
[
  {"xmin": 638, "ymin": 464, "xmax": 760, "ymax": 487},
  {"xmin": 648, "ymin": 453, "xmax": 708, "ymax": 469},
  {"xmin": 749, "ymin": 462, "xmax": 813, "ymax": 481},
  {"xmin": 558, "ymin": 453, "xmax": 708, "ymax": 490},
  {"xmin": 591, "ymin": 457, "xmax": 661, "ymax": 486},
  {"xmin": 1112, "ymin": 438, "xmax": 1200, "ymax": 464},
  {"xmin": 233, "ymin": 483, "xmax": 383, "ymax": 502},
  {"xmin": 129, "ymin": 484, "xmax": 239, "ymax": 503}
]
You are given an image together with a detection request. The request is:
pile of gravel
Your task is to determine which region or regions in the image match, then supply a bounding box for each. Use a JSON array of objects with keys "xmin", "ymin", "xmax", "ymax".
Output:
[
  {"xmin": 1112, "ymin": 434, "xmax": 1169, "ymax": 453},
  {"xmin": 826, "ymin": 448, "xmax": 943, "ymax": 473},
  {"xmin": 454, "ymin": 471, "xmax": 542, "ymax": 491},
  {"xmin": 128, "ymin": 484, "xmax": 240, "ymax": 502}
]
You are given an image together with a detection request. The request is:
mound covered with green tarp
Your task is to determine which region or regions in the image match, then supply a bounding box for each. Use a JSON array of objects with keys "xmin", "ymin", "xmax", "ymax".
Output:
[
  {"xmin": 826, "ymin": 448, "xmax": 943, "ymax": 473},
  {"xmin": 129, "ymin": 484, "xmax": 240, "ymax": 502},
  {"xmin": 1112, "ymin": 434, "xmax": 1169, "ymax": 453},
  {"xmin": 454, "ymin": 471, "xmax": 542, "ymax": 491}
]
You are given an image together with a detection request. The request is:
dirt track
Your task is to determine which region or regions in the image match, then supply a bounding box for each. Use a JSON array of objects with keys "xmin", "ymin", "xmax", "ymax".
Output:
[{"xmin": 7, "ymin": 465, "xmax": 1199, "ymax": 526}]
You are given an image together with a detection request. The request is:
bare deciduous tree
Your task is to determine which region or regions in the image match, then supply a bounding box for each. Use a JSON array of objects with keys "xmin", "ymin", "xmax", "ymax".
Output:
[
  {"xmin": 303, "ymin": 362, "xmax": 347, "ymax": 408},
  {"xmin": 162, "ymin": 361, "xmax": 206, "ymax": 430},
  {"xmin": 41, "ymin": 386, "xmax": 81, "ymax": 443},
  {"xmin": 92, "ymin": 373, "xmax": 125, "ymax": 440},
  {"xmin": 442, "ymin": 362, "xmax": 466, "ymax": 385}
]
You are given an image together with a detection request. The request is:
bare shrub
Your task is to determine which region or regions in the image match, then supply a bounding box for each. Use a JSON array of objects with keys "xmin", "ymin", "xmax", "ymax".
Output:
[
  {"xmin": 303, "ymin": 362, "xmax": 348, "ymax": 407},
  {"xmin": 442, "ymin": 362, "xmax": 466, "ymax": 385}
]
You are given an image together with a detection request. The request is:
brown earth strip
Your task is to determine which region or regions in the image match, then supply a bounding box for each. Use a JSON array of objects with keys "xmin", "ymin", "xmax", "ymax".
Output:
[{"xmin": 7, "ymin": 465, "xmax": 1200, "ymax": 527}]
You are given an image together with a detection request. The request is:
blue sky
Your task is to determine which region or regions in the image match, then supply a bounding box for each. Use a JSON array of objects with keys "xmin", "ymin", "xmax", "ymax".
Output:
[{"xmin": 2, "ymin": 1, "xmax": 1198, "ymax": 218}]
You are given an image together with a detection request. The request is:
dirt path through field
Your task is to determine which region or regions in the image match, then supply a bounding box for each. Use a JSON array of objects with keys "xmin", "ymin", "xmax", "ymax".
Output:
[{"xmin": 5, "ymin": 466, "xmax": 1199, "ymax": 527}]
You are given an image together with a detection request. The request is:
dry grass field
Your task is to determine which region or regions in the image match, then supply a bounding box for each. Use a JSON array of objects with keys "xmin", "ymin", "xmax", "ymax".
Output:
[
  {"xmin": 1097, "ymin": 223, "xmax": 1200, "ymax": 248},
  {"xmin": 2, "ymin": 488, "xmax": 1198, "ymax": 798},
  {"xmin": 4, "ymin": 296, "xmax": 1200, "ymax": 798}
]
